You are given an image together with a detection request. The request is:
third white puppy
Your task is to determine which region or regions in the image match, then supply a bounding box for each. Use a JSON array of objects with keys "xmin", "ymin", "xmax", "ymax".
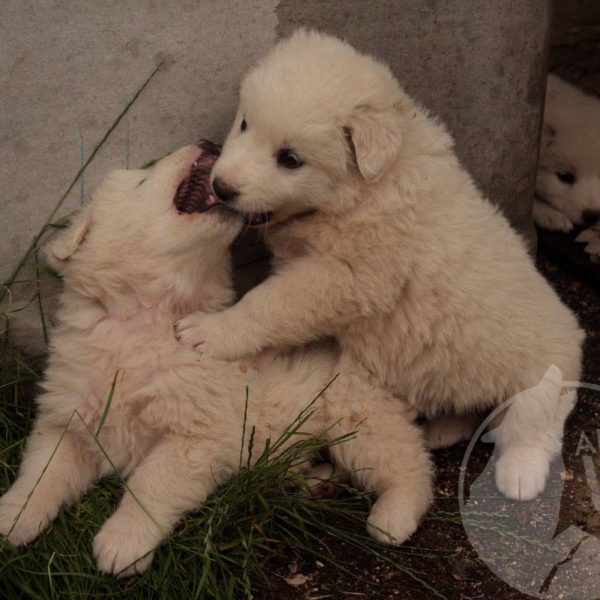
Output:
[
  {"xmin": 176, "ymin": 31, "xmax": 584, "ymax": 501},
  {"xmin": 535, "ymin": 73, "xmax": 600, "ymax": 232}
]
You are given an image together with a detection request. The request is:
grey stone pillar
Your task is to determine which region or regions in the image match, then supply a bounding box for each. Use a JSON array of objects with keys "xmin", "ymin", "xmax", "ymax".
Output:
[{"xmin": 275, "ymin": 0, "xmax": 551, "ymax": 247}]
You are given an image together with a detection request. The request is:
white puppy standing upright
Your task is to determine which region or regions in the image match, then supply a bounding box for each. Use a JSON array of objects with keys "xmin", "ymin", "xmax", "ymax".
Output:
[
  {"xmin": 176, "ymin": 30, "xmax": 585, "ymax": 501},
  {"xmin": 534, "ymin": 74, "xmax": 600, "ymax": 232},
  {"xmin": 0, "ymin": 143, "xmax": 433, "ymax": 576}
]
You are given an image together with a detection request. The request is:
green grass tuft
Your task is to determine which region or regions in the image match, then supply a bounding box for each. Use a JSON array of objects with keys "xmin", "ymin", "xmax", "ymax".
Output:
[{"xmin": 0, "ymin": 361, "xmax": 446, "ymax": 599}]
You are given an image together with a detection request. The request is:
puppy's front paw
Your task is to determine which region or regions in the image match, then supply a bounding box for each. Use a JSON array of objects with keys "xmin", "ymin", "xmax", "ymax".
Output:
[
  {"xmin": 533, "ymin": 202, "xmax": 574, "ymax": 232},
  {"xmin": 174, "ymin": 312, "xmax": 223, "ymax": 356},
  {"xmin": 576, "ymin": 227, "xmax": 600, "ymax": 260},
  {"xmin": 93, "ymin": 515, "xmax": 159, "ymax": 577},
  {"xmin": 495, "ymin": 446, "xmax": 550, "ymax": 501},
  {"xmin": 366, "ymin": 488, "xmax": 421, "ymax": 546},
  {"xmin": 174, "ymin": 312, "xmax": 249, "ymax": 360},
  {"xmin": 0, "ymin": 492, "xmax": 51, "ymax": 546}
]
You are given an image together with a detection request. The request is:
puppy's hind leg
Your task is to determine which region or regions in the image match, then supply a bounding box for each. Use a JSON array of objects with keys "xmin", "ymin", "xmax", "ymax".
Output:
[
  {"xmin": 0, "ymin": 421, "xmax": 98, "ymax": 546},
  {"xmin": 93, "ymin": 436, "xmax": 232, "ymax": 577},
  {"xmin": 324, "ymin": 376, "xmax": 433, "ymax": 545},
  {"xmin": 424, "ymin": 413, "xmax": 482, "ymax": 449},
  {"xmin": 304, "ymin": 462, "xmax": 348, "ymax": 498},
  {"xmin": 491, "ymin": 365, "xmax": 576, "ymax": 501}
]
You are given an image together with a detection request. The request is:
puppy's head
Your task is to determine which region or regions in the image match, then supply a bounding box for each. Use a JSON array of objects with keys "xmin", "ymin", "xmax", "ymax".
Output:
[
  {"xmin": 211, "ymin": 30, "xmax": 409, "ymax": 225},
  {"xmin": 536, "ymin": 75, "xmax": 600, "ymax": 227},
  {"xmin": 46, "ymin": 142, "xmax": 242, "ymax": 278}
]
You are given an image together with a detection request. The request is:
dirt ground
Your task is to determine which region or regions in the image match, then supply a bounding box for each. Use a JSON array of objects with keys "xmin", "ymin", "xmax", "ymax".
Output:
[{"xmin": 258, "ymin": 240, "xmax": 600, "ymax": 600}]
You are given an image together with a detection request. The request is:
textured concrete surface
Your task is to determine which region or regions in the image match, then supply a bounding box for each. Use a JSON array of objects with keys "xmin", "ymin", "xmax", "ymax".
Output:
[
  {"xmin": 0, "ymin": 1, "xmax": 278, "ymax": 354},
  {"xmin": 1, "ymin": 1, "xmax": 550, "ymax": 355}
]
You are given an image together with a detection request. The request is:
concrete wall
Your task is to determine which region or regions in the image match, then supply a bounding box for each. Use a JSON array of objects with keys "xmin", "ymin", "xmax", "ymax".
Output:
[{"xmin": 0, "ymin": 1, "xmax": 550, "ymax": 356}]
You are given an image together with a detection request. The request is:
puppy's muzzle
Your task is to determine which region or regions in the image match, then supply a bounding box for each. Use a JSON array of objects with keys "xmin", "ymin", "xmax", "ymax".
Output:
[{"xmin": 212, "ymin": 177, "xmax": 239, "ymax": 203}]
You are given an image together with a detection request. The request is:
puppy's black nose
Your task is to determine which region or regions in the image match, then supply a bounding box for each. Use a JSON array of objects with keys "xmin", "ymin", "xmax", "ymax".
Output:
[
  {"xmin": 212, "ymin": 177, "xmax": 239, "ymax": 203},
  {"xmin": 582, "ymin": 210, "xmax": 600, "ymax": 226}
]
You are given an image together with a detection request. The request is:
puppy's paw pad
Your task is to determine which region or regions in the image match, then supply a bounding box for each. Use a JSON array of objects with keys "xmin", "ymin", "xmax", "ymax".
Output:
[
  {"xmin": 93, "ymin": 519, "xmax": 157, "ymax": 577},
  {"xmin": 366, "ymin": 493, "xmax": 420, "ymax": 546},
  {"xmin": 495, "ymin": 447, "xmax": 550, "ymax": 501}
]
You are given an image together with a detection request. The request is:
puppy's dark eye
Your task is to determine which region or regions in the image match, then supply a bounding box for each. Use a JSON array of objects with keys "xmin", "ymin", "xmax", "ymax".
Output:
[
  {"xmin": 556, "ymin": 171, "xmax": 575, "ymax": 185},
  {"xmin": 137, "ymin": 177, "xmax": 147, "ymax": 187},
  {"xmin": 277, "ymin": 148, "xmax": 303, "ymax": 169},
  {"xmin": 240, "ymin": 118, "xmax": 247, "ymax": 132}
]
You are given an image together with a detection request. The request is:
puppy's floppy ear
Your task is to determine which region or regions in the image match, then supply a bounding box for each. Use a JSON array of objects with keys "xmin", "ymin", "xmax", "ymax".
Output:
[
  {"xmin": 44, "ymin": 205, "xmax": 93, "ymax": 272},
  {"xmin": 345, "ymin": 102, "xmax": 404, "ymax": 183}
]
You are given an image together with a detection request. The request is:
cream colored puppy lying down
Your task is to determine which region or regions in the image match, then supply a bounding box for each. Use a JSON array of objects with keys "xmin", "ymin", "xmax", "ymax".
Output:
[
  {"xmin": 0, "ymin": 143, "xmax": 432, "ymax": 576},
  {"xmin": 176, "ymin": 30, "xmax": 585, "ymax": 501}
]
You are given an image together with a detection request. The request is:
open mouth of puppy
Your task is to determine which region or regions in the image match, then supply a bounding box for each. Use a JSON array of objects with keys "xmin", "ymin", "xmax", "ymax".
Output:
[
  {"xmin": 174, "ymin": 140, "xmax": 270, "ymax": 225},
  {"xmin": 174, "ymin": 140, "xmax": 221, "ymax": 215}
]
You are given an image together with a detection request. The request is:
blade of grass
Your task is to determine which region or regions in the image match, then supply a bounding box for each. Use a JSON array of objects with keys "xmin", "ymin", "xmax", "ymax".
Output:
[
  {"xmin": 32, "ymin": 238, "xmax": 48, "ymax": 345},
  {"xmin": 0, "ymin": 411, "xmax": 78, "ymax": 551},
  {"xmin": 0, "ymin": 62, "xmax": 163, "ymax": 304},
  {"xmin": 94, "ymin": 371, "xmax": 118, "ymax": 437},
  {"xmin": 73, "ymin": 410, "xmax": 163, "ymax": 535},
  {"xmin": 239, "ymin": 386, "xmax": 249, "ymax": 470}
]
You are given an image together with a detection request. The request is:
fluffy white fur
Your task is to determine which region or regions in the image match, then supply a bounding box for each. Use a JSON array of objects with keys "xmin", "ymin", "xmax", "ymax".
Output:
[
  {"xmin": 0, "ymin": 145, "xmax": 432, "ymax": 576},
  {"xmin": 535, "ymin": 74, "xmax": 600, "ymax": 232},
  {"xmin": 175, "ymin": 31, "xmax": 585, "ymax": 501}
]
